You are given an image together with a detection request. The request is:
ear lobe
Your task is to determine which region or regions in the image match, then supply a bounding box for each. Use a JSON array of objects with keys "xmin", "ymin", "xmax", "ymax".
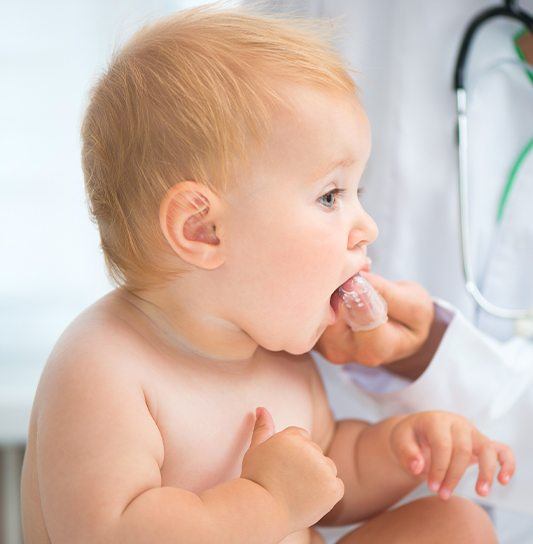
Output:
[{"xmin": 159, "ymin": 181, "xmax": 224, "ymax": 270}]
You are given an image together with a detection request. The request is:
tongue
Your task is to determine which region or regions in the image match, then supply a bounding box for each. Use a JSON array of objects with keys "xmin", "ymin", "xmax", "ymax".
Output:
[{"xmin": 330, "ymin": 274, "xmax": 358, "ymax": 314}]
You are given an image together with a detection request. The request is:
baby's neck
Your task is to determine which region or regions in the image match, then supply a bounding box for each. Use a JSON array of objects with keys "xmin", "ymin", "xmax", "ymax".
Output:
[{"xmin": 116, "ymin": 283, "xmax": 260, "ymax": 371}]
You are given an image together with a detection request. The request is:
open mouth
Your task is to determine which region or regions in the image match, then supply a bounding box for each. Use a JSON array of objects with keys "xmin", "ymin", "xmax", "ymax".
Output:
[
  {"xmin": 328, "ymin": 272, "xmax": 389, "ymax": 332},
  {"xmin": 329, "ymin": 274, "xmax": 358, "ymax": 315},
  {"xmin": 330, "ymin": 289, "xmax": 342, "ymax": 315}
]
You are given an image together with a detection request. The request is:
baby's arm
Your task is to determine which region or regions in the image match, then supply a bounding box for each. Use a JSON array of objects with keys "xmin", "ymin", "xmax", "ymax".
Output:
[
  {"xmin": 36, "ymin": 347, "xmax": 287, "ymax": 544},
  {"xmin": 308, "ymin": 359, "xmax": 514, "ymax": 527},
  {"xmin": 317, "ymin": 417, "xmax": 420, "ymax": 525},
  {"xmin": 308, "ymin": 361, "xmax": 419, "ymax": 525}
]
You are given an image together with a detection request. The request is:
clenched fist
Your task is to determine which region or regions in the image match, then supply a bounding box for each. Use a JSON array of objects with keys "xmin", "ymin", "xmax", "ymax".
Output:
[{"xmin": 241, "ymin": 407, "xmax": 344, "ymax": 534}]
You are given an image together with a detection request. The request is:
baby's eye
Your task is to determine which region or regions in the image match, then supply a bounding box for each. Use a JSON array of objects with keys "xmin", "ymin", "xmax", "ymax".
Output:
[
  {"xmin": 318, "ymin": 186, "xmax": 364, "ymax": 209},
  {"xmin": 318, "ymin": 188, "xmax": 346, "ymax": 209}
]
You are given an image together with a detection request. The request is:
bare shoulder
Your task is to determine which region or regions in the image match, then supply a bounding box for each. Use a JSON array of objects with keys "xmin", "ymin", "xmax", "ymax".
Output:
[
  {"xmin": 36, "ymin": 290, "xmax": 150, "ymax": 395},
  {"xmin": 34, "ymin": 286, "xmax": 162, "ymax": 432},
  {"xmin": 27, "ymin": 292, "xmax": 167, "ymax": 540},
  {"xmin": 32, "ymin": 295, "xmax": 157, "ymax": 419}
]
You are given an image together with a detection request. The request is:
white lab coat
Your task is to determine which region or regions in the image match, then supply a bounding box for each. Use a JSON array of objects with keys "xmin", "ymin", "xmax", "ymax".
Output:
[{"xmin": 252, "ymin": 0, "xmax": 533, "ymax": 541}]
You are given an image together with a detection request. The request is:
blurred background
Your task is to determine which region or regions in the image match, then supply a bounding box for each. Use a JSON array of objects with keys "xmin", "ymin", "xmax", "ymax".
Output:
[{"xmin": 0, "ymin": 1, "xmax": 239, "ymax": 542}]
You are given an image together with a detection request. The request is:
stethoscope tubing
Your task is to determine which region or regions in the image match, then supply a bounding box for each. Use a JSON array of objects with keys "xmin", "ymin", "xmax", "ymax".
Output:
[{"xmin": 453, "ymin": 1, "xmax": 533, "ymax": 327}]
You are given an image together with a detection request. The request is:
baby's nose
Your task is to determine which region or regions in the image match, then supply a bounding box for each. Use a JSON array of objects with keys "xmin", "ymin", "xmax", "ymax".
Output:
[
  {"xmin": 348, "ymin": 214, "xmax": 378, "ymax": 250},
  {"xmin": 364, "ymin": 213, "xmax": 379, "ymax": 245}
]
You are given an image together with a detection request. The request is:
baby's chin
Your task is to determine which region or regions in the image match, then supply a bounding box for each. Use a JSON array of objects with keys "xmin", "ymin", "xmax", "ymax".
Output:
[
  {"xmin": 245, "ymin": 305, "xmax": 331, "ymax": 354},
  {"xmin": 281, "ymin": 324, "xmax": 329, "ymax": 356},
  {"xmin": 253, "ymin": 329, "xmax": 317, "ymax": 356},
  {"xmin": 282, "ymin": 344, "xmax": 314, "ymax": 356}
]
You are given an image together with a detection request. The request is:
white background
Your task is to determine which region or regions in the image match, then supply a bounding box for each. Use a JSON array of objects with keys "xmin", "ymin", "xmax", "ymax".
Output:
[{"xmin": 0, "ymin": 0, "xmax": 240, "ymax": 444}]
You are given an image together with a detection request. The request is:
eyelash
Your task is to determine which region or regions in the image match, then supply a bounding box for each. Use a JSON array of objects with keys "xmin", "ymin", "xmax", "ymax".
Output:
[{"xmin": 318, "ymin": 187, "xmax": 364, "ymax": 210}]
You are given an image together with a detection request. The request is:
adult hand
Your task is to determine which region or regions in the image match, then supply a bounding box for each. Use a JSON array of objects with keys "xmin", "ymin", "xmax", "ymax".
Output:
[{"xmin": 314, "ymin": 271, "xmax": 435, "ymax": 371}]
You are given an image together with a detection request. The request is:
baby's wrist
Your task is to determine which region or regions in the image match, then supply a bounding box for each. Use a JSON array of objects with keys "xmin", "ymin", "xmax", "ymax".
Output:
[{"xmin": 239, "ymin": 477, "xmax": 292, "ymax": 537}]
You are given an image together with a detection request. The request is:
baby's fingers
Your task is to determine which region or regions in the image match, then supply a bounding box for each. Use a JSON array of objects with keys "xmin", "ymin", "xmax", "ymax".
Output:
[
  {"xmin": 390, "ymin": 424, "xmax": 425, "ymax": 476},
  {"xmin": 437, "ymin": 424, "xmax": 472, "ymax": 500},
  {"xmin": 496, "ymin": 443, "xmax": 515, "ymax": 485},
  {"xmin": 426, "ymin": 424, "xmax": 453, "ymax": 493},
  {"xmin": 474, "ymin": 437, "xmax": 498, "ymax": 497}
]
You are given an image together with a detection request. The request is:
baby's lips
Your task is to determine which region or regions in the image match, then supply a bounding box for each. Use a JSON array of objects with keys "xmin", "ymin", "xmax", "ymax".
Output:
[{"xmin": 337, "ymin": 273, "xmax": 388, "ymax": 332}]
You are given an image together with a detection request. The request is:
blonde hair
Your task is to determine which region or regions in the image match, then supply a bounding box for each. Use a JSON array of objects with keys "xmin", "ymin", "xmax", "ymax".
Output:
[{"xmin": 81, "ymin": 0, "xmax": 357, "ymax": 291}]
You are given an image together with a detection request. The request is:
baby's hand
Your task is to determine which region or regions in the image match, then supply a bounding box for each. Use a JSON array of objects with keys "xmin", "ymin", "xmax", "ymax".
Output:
[
  {"xmin": 390, "ymin": 411, "xmax": 515, "ymax": 500},
  {"xmin": 240, "ymin": 407, "xmax": 344, "ymax": 534}
]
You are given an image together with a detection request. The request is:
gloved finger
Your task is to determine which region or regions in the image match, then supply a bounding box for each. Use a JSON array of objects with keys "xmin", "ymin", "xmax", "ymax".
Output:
[
  {"xmin": 360, "ymin": 271, "xmax": 432, "ymax": 331},
  {"xmin": 337, "ymin": 274, "xmax": 388, "ymax": 332},
  {"xmin": 337, "ymin": 306, "xmax": 415, "ymax": 365}
]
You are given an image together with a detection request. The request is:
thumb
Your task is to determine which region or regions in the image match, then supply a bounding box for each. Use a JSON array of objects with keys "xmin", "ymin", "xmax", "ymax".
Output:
[{"xmin": 248, "ymin": 407, "xmax": 275, "ymax": 449}]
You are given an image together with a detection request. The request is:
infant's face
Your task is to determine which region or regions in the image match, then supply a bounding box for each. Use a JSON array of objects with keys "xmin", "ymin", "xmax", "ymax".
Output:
[{"xmin": 221, "ymin": 83, "xmax": 378, "ymax": 355}]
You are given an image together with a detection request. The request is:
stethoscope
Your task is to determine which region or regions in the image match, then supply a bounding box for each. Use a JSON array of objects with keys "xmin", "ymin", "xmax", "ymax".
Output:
[{"xmin": 453, "ymin": 0, "xmax": 533, "ymax": 336}]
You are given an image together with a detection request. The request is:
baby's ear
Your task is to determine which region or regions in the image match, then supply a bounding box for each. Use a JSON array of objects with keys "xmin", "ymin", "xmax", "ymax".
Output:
[{"xmin": 159, "ymin": 180, "xmax": 225, "ymax": 270}]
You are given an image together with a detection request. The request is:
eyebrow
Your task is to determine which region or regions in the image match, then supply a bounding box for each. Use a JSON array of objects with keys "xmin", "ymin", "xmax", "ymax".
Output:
[{"xmin": 310, "ymin": 157, "xmax": 356, "ymax": 183}]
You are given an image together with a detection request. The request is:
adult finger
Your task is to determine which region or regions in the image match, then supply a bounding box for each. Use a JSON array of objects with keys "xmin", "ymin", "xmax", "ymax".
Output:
[
  {"xmin": 360, "ymin": 271, "xmax": 433, "ymax": 330},
  {"xmin": 336, "ymin": 302, "xmax": 415, "ymax": 365}
]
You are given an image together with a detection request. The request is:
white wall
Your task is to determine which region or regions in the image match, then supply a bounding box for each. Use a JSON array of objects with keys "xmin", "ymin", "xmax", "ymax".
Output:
[{"xmin": 0, "ymin": 0, "xmax": 239, "ymax": 442}]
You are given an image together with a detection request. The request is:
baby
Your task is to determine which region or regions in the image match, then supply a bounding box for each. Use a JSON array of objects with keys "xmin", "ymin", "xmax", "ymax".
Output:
[{"xmin": 21, "ymin": 4, "xmax": 514, "ymax": 543}]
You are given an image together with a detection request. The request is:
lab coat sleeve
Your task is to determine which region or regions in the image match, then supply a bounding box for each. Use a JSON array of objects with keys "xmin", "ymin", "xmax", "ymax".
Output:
[{"xmin": 341, "ymin": 300, "xmax": 533, "ymax": 427}]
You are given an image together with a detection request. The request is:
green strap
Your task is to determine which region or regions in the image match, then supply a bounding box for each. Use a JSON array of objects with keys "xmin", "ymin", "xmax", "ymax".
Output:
[
  {"xmin": 495, "ymin": 29, "xmax": 533, "ymax": 223},
  {"xmin": 497, "ymin": 137, "xmax": 533, "ymax": 223}
]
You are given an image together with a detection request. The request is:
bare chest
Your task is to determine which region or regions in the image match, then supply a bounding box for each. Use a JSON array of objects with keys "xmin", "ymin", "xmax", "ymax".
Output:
[
  {"xmin": 144, "ymin": 351, "xmax": 315, "ymax": 495},
  {"xmin": 150, "ymin": 367, "xmax": 317, "ymax": 544}
]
